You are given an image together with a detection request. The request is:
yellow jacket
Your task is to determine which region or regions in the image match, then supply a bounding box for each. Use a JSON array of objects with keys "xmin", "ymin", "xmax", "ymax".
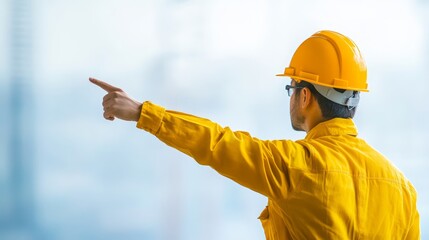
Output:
[{"xmin": 137, "ymin": 101, "xmax": 420, "ymax": 239}]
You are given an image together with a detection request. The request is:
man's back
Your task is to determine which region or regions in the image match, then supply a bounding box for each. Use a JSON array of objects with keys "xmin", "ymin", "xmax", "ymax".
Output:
[{"xmin": 266, "ymin": 118, "xmax": 420, "ymax": 239}]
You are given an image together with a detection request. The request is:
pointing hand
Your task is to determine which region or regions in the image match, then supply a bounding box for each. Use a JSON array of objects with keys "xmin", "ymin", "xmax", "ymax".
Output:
[{"xmin": 90, "ymin": 77, "xmax": 142, "ymax": 122}]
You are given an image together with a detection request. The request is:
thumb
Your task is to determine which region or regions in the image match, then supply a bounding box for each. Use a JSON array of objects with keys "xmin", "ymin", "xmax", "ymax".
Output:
[{"xmin": 89, "ymin": 77, "xmax": 123, "ymax": 93}]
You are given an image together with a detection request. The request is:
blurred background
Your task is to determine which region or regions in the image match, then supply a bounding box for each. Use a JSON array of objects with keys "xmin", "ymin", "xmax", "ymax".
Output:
[{"xmin": 0, "ymin": 0, "xmax": 428, "ymax": 239}]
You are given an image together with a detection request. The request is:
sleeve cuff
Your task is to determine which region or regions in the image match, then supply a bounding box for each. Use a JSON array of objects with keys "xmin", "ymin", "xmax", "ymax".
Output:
[{"xmin": 136, "ymin": 101, "xmax": 166, "ymax": 135}]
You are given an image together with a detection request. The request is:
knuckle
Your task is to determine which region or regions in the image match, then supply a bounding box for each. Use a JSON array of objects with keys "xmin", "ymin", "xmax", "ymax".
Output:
[{"xmin": 113, "ymin": 91, "xmax": 124, "ymax": 97}]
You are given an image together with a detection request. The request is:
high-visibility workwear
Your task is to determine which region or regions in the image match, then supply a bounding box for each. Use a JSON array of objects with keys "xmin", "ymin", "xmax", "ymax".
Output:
[
  {"xmin": 137, "ymin": 101, "xmax": 420, "ymax": 239},
  {"xmin": 277, "ymin": 30, "xmax": 368, "ymax": 92}
]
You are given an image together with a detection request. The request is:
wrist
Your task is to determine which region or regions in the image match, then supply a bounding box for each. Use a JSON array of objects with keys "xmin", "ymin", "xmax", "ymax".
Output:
[{"xmin": 134, "ymin": 103, "xmax": 143, "ymax": 122}]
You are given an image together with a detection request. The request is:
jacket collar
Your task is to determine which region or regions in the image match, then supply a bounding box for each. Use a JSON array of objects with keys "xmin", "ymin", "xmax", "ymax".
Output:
[{"xmin": 305, "ymin": 118, "xmax": 358, "ymax": 140}]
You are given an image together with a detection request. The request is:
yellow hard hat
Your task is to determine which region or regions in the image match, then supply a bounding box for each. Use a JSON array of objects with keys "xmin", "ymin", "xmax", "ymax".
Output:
[{"xmin": 277, "ymin": 30, "xmax": 368, "ymax": 92}]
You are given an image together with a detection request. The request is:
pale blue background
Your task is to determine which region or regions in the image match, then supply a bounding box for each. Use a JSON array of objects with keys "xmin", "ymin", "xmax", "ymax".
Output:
[{"xmin": 1, "ymin": 0, "xmax": 428, "ymax": 239}]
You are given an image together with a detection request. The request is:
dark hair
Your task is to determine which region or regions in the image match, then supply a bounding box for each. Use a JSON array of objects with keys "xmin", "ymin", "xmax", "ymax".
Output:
[{"xmin": 295, "ymin": 81, "xmax": 357, "ymax": 120}]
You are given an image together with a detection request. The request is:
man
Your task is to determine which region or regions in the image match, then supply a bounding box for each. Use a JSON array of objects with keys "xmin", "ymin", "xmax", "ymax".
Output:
[{"xmin": 90, "ymin": 30, "xmax": 420, "ymax": 239}]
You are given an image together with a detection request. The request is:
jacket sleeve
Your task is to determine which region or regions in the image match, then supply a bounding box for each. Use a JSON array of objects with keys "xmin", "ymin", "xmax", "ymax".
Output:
[{"xmin": 136, "ymin": 101, "xmax": 307, "ymax": 199}]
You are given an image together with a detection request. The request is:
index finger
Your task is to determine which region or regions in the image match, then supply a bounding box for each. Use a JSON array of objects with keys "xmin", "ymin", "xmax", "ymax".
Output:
[{"xmin": 89, "ymin": 77, "xmax": 123, "ymax": 93}]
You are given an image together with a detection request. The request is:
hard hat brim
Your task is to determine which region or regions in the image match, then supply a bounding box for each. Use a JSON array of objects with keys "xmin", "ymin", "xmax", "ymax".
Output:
[{"xmin": 275, "ymin": 74, "xmax": 369, "ymax": 92}]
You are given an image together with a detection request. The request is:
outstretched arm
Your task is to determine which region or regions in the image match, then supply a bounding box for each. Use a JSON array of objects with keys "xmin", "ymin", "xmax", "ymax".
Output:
[
  {"xmin": 90, "ymin": 77, "xmax": 304, "ymax": 199},
  {"xmin": 137, "ymin": 101, "xmax": 304, "ymax": 199},
  {"xmin": 89, "ymin": 77, "xmax": 142, "ymax": 121}
]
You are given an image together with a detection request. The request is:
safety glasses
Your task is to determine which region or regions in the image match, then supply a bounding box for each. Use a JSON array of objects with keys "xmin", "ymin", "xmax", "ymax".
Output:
[{"xmin": 285, "ymin": 85, "xmax": 304, "ymax": 97}]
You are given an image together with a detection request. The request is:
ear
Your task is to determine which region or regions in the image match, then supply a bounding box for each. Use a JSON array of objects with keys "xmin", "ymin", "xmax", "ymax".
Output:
[{"xmin": 299, "ymin": 87, "xmax": 312, "ymax": 109}]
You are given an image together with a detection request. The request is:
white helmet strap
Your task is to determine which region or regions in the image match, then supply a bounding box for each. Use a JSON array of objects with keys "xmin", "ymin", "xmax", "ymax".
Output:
[{"xmin": 312, "ymin": 84, "xmax": 360, "ymax": 108}]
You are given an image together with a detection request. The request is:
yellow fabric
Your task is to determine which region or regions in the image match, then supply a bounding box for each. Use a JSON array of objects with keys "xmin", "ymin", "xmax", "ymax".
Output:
[{"xmin": 137, "ymin": 101, "xmax": 420, "ymax": 239}]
